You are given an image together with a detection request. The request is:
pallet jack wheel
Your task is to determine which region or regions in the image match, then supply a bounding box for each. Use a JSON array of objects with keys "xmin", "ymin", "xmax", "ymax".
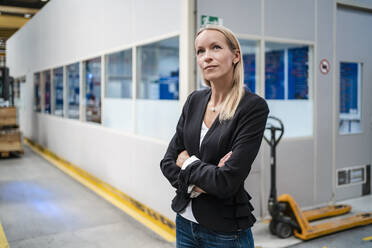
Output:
[
  {"xmin": 275, "ymin": 222, "xmax": 293, "ymax": 238},
  {"xmin": 269, "ymin": 221, "xmax": 277, "ymax": 235}
]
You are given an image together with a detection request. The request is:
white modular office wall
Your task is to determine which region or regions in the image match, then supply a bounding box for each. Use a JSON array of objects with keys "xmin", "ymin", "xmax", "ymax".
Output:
[
  {"xmin": 7, "ymin": 0, "xmax": 182, "ymax": 219},
  {"xmin": 197, "ymin": 0, "xmax": 337, "ymax": 217},
  {"xmin": 198, "ymin": 0, "xmax": 372, "ymax": 217}
]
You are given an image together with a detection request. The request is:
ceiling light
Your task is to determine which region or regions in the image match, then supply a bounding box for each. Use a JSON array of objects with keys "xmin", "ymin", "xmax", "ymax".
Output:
[
  {"xmin": 24, "ymin": 14, "xmax": 31, "ymax": 18},
  {"xmin": 41, "ymin": 0, "xmax": 48, "ymax": 2}
]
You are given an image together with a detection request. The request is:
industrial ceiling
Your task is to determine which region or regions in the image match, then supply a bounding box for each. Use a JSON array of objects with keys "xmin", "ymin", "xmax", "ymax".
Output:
[{"xmin": 0, "ymin": 0, "xmax": 48, "ymax": 64}]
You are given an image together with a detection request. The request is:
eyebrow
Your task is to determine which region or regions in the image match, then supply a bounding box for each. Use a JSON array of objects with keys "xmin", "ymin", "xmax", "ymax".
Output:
[
  {"xmin": 196, "ymin": 41, "xmax": 222, "ymax": 50},
  {"xmin": 209, "ymin": 41, "xmax": 221, "ymax": 47}
]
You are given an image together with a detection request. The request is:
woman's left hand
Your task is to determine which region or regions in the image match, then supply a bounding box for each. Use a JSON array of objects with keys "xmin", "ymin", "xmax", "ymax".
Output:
[{"xmin": 176, "ymin": 150, "xmax": 190, "ymax": 168}]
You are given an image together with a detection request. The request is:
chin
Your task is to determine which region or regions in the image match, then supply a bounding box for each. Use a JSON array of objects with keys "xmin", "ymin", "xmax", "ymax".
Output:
[{"xmin": 203, "ymin": 73, "xmax": 219, "ymax": 82}]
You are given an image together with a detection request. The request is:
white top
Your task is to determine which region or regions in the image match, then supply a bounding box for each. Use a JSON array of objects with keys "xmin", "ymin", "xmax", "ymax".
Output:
[{"xmin": 179, "ymin": 121, "xmax": 209, "ymax": 223}]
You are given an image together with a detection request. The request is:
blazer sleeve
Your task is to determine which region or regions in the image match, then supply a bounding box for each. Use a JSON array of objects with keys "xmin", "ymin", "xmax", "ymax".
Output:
[
  {"xmin": 180, "ymin": 97, "xmax": 269, "ymax": 199},
  {"xmin": 159, "ymin": 92, "xmax": 193, "ymax": 189}
]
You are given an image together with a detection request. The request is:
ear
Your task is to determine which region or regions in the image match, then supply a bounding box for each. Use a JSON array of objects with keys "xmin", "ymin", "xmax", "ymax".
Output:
[{"xmin": 232, "ymin": 49, "xmax": 240, "ymax": 64}]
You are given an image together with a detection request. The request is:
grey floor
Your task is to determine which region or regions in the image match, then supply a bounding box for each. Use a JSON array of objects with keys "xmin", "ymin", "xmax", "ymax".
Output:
[
  {"xmin": 0, "ymin": 146, "xmax": 175, "ymax": 248},
  {"xmin": 287, "ymin": 195, "xmax": 372, "ymax": 248},
  {"xmin": 1, "ymin": 146, "xmax": 371, "ymax": 248},
  {"xmin": 287, "ymin": 225, "xmax": 372, "ymax": 248},
  {"xmin": 253, "ymin": 194, "xmax": 372, "ymax": 248}
]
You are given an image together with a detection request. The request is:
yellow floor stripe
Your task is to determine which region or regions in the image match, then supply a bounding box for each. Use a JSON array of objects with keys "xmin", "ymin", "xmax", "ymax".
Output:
[
  {"xmin": 0, "ymin": 221, "xmax": 9, "ymax": 248},
  {"xmin": 363, "ymin": 235, "xmax": 372, "ymax": 241},
  {"xmin": 24, "ymin": 138, "xmax": 176, "ymax": 242}
]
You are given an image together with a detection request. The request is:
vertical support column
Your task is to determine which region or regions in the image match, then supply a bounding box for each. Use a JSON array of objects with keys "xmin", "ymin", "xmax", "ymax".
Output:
[
  {"xmin": 63, "ymin": 66, "xmax": 68, "ymax": 118},
  {"xmin": 284, "ymin": 50, "xmax": 288, "ymax": 100},
  {"xmin": 259, "ymin": 0, "xmax": 267, "ymax": 218},
  {"xmin": 331, "ymin": 0, "xmax": 337, "ymax": 204},
  {"xmin": 313, "ymin": 0, "xmax": 318, "ymax": 204},
  {"xmin": 315, "ymin": 0, "xmax": 335, "ymax": 205},
  {"xmin": 79, "ymin": 61, "xmax": 85, "ymax": 122},
  {"xmin": 50, "ymin": 69, "xmax": 55, "ymax": 115},
  {"xmin": 132, "ymin": 46, "xmax": 137, "ymax": 134},
  {"xmin": 40, "ymin": 71, "xmax": 45, "ymax": 113},
  {"xmin": 101, "ymin": 55, "xmax": 105, "ymax": 125},
  {"xmin": 179, "ymin": 0, "xmax": 196, "ymax": 105}
]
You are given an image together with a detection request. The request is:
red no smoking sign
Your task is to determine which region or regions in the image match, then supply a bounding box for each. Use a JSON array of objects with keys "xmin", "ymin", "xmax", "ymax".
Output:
[{"xmin": 319, "ymin": 59, "xmax": 331, "ymax": 75}]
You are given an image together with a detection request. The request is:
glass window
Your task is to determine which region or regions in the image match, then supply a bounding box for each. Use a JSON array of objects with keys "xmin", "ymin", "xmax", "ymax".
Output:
[
  {"xmin": 105, "ymin": 49, "xmax": 132, "ymax": 98},
  {"xmin": 136, "ymin": 36, "xmax": 180, "ymax": 141},
  {"xmin": 137, "ymin": 36, "xmax": 179, "ymax": 100},
  {"xmin": 13, "ymin": 77, "xmax": 23, "ymax": 100},
  {"xmin": 43, "ymin": 70, "xmax": 51, "ymax": 114},
  {"xmin": 84, "ymin": 57, "xmax": 101, "ymax": 123},
  {"xmin": 34, "ymin": 72, "xmax": 41, "ymax": 112},
  {"xmin": 104, "ymin": 49, "xmax": 133, "ymax": 132},
  {"xmin": 265, "ymin": 47, "xmax": 285, "ymax": 99},
  {"xmin": 339, "ymin": 62, "xmax": 362, "ymax": 134},
  {"xmin": 265, "ymin": 43, "xmax": 309, "ymax": 100},
  {"xmin": 53, "ymin": 67, "xmax": 64, "ymax": 117},
  {"xmin": 13, "ymin": 77, "xmax": 25, "ymax": 111},
  {"xmin": 67, "ymin": 63, "xmax": 80, "ymax": 119},
  {"xmin": 265, "ymin": 42, "xmax": 313, "ymax": 137},
  {"xmin": 240, "ymin": 39, "xmax": 259, "ymax": 93},
  {"xmin": 288, "ymin": 47, "xmax": 309, "ymax": 99}
]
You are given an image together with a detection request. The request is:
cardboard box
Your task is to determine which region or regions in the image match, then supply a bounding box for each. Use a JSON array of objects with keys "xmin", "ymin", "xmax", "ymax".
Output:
[
  {"xmin": 0, "ymin": 107, "xmax": 17, "ymax": 127},
  {"xmin": 0, "ymin": 130, "xmax": 22, "ymax": 151}
]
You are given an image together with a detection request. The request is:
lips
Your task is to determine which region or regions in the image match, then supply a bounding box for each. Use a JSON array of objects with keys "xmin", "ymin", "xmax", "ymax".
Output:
[{"xmin": 204, "ymin": 65, "xmax": 217, "ymax": 70}]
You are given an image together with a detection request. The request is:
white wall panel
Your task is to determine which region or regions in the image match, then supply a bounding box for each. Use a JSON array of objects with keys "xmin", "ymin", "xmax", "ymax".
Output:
[
  {"xmin": 103, "ymin": 99, "xmax": 134, "ymax": 132},
  {"xmin": 265, "ymin": 0, "xmax": 315, "ymax": 41},
  {"xmin": 315, "ymin": 0, "xmax": 334, "ymax": 205},
  {"xmin": 197, "ymin": 0, "xmax": 261, "ymax": 35},
  {"xmin": 262, "ymin": 138, "xmax": 314, "ymax": 216},
  {"xmin": 133, "ymin": 0, "xmax": 181, "ymax": 42},
  {"xmin": 7, "ymin": 0, "xmax": 181, "ymax": 77},
  {"xmin": 32, "ymin": 113, "xmax": 175, "ymax": 218},
  {"xmin": 135, "ymin": 100, "xmax": 180, "ymax": 142}
]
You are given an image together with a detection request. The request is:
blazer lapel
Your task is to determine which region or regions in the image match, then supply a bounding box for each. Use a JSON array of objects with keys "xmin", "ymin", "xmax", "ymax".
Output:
[{"xmin": 193, "ymin": 89, "xmax": 211, "ymax": 158}]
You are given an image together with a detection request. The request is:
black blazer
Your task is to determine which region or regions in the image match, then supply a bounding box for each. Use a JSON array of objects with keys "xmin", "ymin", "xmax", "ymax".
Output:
[{"xmin": 160, "ymin": 87, "xmax": 269, "ymax": 232}]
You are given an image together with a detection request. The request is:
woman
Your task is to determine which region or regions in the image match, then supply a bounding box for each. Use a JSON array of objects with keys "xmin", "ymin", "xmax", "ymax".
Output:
[{"xmin": 160, "ymin": 25, "xmax": 269, "ymax": 248}]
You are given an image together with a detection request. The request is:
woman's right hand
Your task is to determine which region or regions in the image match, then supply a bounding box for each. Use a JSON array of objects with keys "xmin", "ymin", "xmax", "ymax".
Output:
[
  {"xmin": 218, "ymin": 151, "xmax": 232, "ymax": 167},
  {"xmin": 193, "ymin": 186, "xmax": 206, "ymax": 193}
]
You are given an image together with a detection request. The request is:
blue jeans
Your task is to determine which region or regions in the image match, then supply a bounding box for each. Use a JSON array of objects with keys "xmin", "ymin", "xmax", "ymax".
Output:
[{"xmin": 176, "ymin": 214, "xmax": 254, "ymax": 248}]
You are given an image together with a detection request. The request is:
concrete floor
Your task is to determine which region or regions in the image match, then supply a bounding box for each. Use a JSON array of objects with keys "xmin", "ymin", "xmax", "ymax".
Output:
[
  {"xmin": 287, "ymin": 195, "xmax": 372, "ymax": 248},
  {"xmin": 253, "ymin": 195, "xmax": 372, "ymax": 248},
  {"xmin": 0, "ymin": 146, "xmax": 174, "ymax": 248},
  {"xmin": 1, "ymin": 146, "xmax": 371, "ymax": 248}
]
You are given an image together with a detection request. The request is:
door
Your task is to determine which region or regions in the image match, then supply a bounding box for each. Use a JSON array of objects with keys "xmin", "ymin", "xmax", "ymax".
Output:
[{"xmin": 335, "ymin": 5, "xmax": 372, "ymax": 200}]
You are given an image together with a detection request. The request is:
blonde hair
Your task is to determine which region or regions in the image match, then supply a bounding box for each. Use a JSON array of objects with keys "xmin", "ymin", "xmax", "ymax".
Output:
[{"xmin": 196, "ymin": 25, "xmax": 245, "ymax": 121}]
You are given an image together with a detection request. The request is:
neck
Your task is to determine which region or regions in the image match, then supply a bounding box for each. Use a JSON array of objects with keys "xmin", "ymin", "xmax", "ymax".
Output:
[{"xmin": 209, "ymin": 79, "xmax": 233, "ymax": 106}]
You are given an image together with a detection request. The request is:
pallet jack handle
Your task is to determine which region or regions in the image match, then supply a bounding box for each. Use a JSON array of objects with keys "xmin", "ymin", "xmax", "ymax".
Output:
[
  {"xmin": 263, "ymin": 116, "xmax": 284, "ymax": 214},
  {"xmin": 263, "ymin": 116, "xmax": 284, "ymax": 147}
]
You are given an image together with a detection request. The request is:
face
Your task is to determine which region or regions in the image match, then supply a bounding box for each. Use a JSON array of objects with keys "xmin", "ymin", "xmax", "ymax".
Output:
[{"xmin": 195, "ymin": 30, "xmax": 240, "ymax": 83}]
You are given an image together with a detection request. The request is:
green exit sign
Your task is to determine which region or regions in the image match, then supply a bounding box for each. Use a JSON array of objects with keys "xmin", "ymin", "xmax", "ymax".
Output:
[{"xmin": 201, "ymin": 15, "xmax": 223, "ymax": 26}]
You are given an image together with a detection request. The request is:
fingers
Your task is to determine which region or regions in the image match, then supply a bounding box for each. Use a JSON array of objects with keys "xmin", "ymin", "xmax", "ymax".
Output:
[
  {"xmin": 218, "ymin": 151, "xmax": 232, "ymax": 167},
  {"xmin": 219, "ymin": 152, "xmax": 231, "ymax": 163},
  {"xmin": 176, "ymin": 156, "xmax": 183, "ymax": 168},
  {"xmin": 176, "ymin": 150, "xmax": 190, "ymax": 168},
  {"xmin": 194, "ymin": 186, "xmax": 206, "ymax": 193},
  {"xmin": 221, "ymin": 151, "xmax": 232, "ymax": 163}
]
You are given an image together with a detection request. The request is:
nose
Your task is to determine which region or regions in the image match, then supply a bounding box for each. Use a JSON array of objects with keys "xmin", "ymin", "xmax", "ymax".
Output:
[{"xmin": 203, "ymin": 49, "xmax": 213, "ymax": 62}]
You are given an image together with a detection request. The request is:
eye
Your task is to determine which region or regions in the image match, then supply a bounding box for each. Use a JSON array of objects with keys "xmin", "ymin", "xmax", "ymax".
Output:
[
  {"xmin": 213, "ymin": 45, "xmax": 222, "ymax": 50},
  {"xmin": 196, "ymin": 48, "xmax": 204, "ymax": 55}
]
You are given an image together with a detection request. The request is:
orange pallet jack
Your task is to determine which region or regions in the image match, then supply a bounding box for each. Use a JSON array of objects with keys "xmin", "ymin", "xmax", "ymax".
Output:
[
  {"xmin": 302, "ymin": 203, "xmax": 350, "ymax": 222},
  {"xmin": 264, "ymin": 116, "xmax": 372, "ymax": 240}
]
